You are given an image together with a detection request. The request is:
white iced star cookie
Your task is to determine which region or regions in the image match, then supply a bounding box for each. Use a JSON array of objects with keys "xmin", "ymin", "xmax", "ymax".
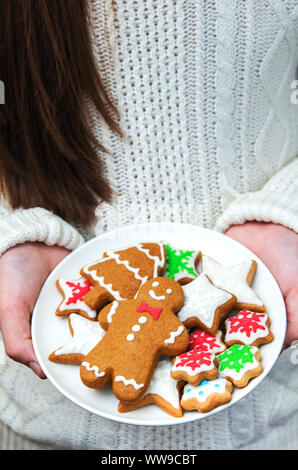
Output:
[
  {"xmin": 180, "ymin": 377, "xmax": 233, "ymax": 413},
  {"xmin": 178, "ymin": 273, "xmax": 236, "ymax": 335},
  {"xmin": 55, "ymin": 278, "xmax": 97, "ymax": 320},
  {"xmin": 49, "ymin": 314, "xmax": 106, "ymax": 365},
  {"xmin": 118, "ymin": 358, "xmax": 183, "ymax": 417},
  {"xmin": 201, "ymin": 255, "xmax": 266, "ymax": 312}
]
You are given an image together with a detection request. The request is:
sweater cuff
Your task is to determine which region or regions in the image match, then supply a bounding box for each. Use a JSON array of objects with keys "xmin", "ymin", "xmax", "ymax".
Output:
[
  {"xmin": 0, "ymin": 207, "xmax": 85, "ymax": 256},
  {"xmin": 215, "ymin": 158, "xmax": 298, "ymax": 234}
]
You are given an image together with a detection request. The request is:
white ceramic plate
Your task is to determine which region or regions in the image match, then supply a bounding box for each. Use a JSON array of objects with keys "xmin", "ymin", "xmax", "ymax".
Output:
[{"xmin": 32, "ymin": 223, "xmax": 286, "ymax": 426}]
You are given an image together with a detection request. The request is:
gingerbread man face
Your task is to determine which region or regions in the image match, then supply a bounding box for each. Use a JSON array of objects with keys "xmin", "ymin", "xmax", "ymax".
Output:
[
  {"xmin": 80, "ymin": 277, "xmax": 188, "ymax": 403},
  {"xmin": 137, "ymin": 277, "xmax": 184, "ymax": 314}
]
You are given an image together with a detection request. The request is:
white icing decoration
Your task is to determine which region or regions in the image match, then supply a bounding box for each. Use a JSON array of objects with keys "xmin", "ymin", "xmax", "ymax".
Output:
[
  {"xmin": 81, "ymin": 262, "xmax": 124, "ymax": 300},
  {"xmin": 136, "ymin": 242, "xmax": 165, "ymax": 277},
  {"xmin": 202, "ymin": 255, "xmax": 264, "ymax": 307},
  {"xmin": 132, "ymin": 324, "xmax": 141, "ymax": 332},
  {"xmin": 58, "ymin": 278, "xmax": 97, "ymax": 319},
  {"xmin": 182, "ymin": 377, "xmax": 228, "ymax": 403},
  {"xmin": 126, "ymin": 333, "xmax": 135, "ymax": 341},
  {"xmin": 166, "ymin": 288, "xmax": 172, "ymax": 294},
  {"xmin": 149, "ymin": 289, "xmax": 166, "ymax": 301},
  {"xmin": 164, "ymin": 325, "xmax": 185, "ymax": 345},
  {"xmin": 146, "ymin": 358, "xmax": 181, "ymax": 410},
  {"xmin": 81, "ymin": 361, "xmax": 105, "ymax": 378},
  {"xmin": 172, "ymin": 351, "xmax": 216, "ymax": 376},
  {"xmin": 107, "ymin": 301, "xmax": 119, "ymax": 324},
  {"xmin": 152, "ymin": 281, "xmax": 159, "ymax": 287},
  {"xmin": 224, "ymin": 311, "xmax": 269, "ymax": 345},
  {"xmin": 178, "ymin": 273, "xmax": 233, "ymax": 328},
  {"xmin": 104, "ymin": 251, "xmax": 148, "ymax": 285},
  {"xmin": 54, "ymin": 314, "xmax": 105, "ymax": 357},
  {"xmin": 115, "ymin": 376, "xmax": 144, "ymax": 390},
  {"xmin": 138, "ymin": 316, "xmax": 147, "ymax": 324}
]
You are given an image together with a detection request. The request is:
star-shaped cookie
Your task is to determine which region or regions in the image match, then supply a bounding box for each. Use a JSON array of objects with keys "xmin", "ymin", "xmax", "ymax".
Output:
[
  {"xmin": 201, "ymin": 256, "xmax": 265, "ymax": 312},
  {"xmin": 55, "ymin": 278, "xmax": 97, "ymax": 320},
  {"xmin": 49, "ymin": 314, "xmax": 106, "ymax": 364},
  {"xmin": 118, "ymin": 358, "xmax": 183, "ymax": 417},
  {"xmin": 178, "ymin": 273, "xmax": 236, "ymax": 335}
]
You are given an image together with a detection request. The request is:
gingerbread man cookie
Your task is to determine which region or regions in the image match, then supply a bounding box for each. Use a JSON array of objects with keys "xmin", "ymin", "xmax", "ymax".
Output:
[
  {"xmin": 81, "ymin": 242, "xmax": 166, "ymax": 310},
  {"xmin": 80, "ymin": 277, "xmax": 189, "ymax": 404}
]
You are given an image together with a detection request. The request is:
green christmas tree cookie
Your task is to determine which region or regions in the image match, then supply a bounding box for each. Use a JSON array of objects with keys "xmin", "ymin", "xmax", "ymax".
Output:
[{"xmin": 164, "ymin": 244, "xmax": 201, "ymax": 284}]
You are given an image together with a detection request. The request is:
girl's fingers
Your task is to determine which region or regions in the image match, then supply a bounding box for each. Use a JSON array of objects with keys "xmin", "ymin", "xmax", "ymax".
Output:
[{"xmin": 0, "ymin": 305, "xmax": 46, "ymax": 379}]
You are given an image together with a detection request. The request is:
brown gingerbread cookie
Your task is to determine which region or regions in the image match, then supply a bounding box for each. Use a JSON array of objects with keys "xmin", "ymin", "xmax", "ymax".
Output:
[
  {"xmin": 80, "ymin": 242, "xmax": 166, "ymax": 310},
  {"xmin": 80, "ymin": 277, "xmax": 189, "ymax": 404}
]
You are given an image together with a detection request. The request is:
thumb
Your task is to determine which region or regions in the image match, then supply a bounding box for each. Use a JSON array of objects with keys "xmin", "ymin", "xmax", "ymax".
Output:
[
  {"xmin": 284, "ymin": 286, "xmax": 298, "ymax": 348},
  {"xmin": 0, "ymin": 302, "xmax": 46, "ymax": 379}
]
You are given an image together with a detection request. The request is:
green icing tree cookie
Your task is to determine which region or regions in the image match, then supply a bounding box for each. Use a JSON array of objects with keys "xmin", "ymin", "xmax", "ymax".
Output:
[{"xmin": 165, "ymin": 244, "xmax": 199, "ymax": 281}]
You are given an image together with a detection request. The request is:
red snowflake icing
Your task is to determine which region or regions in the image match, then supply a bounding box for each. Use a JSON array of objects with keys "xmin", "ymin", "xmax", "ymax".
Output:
[
  {"xmin": 65, "ymin": 280, "xmax": 92, "ymax": 305},
  {"xmin": 228, "ymin": 310, "xmax": 266, "ymax": 338},
  {"xmin": 175, "ymin": 349, "xmax": 213, "ymax": 371},
  {"xmin": 188, "ymin": 329, "xmax": 220, "ymax": 352}
]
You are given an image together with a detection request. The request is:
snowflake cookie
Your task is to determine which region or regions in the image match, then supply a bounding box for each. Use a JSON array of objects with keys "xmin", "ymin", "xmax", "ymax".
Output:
[
  {"xmin": 201, "ymin": 255, "xmax": 266, "ymax": 312},
  {"xmin": 188, "ymin": 328, "xmax": 226, "ymax": 355},
  {"xmin": 164, "ymin": 244, "xmax": 201, "ymax": 285},
  {"xmin": 218, "ymin": 344, "xmax": 263, "ymax": 388},
  {"xmin": 180, "ymin": 377, "xmax": 233, "ymax": 413},
  {"xmin": 171, "ymin": 349, "xmax": 218, "ymax": 386},
  {"xmin": 48, "ymin": 314, "xmax": 106, "ymax": 365},
  {"xmin": 224, "ymin": 310, "xmax": 274, "ymax": 347},
  {"xmin": 55, "ymin": 278, "xmax": 97, "ymax": 320},
  {"xmin": 118, "ymin": 358, "xmax": 183, "ymax": 417},
  {"xmin": 178, "ymin": 273, "xmax": 236, "ymax": 335}
]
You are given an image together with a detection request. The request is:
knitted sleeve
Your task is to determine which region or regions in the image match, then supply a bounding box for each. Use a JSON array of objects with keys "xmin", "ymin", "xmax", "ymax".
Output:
[
  {"xmin": 0, "ymin": 202, "xmax": 84, "ymax": 256},
  {"xmin": 215, "ymin": 158, "xmax": 298, "ymax": 233}
]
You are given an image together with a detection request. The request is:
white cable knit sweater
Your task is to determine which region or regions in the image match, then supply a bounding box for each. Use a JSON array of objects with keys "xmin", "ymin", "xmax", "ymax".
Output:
[{"xmin": 1, "ymin": 0, "xmax": 298, "ymax": 450}]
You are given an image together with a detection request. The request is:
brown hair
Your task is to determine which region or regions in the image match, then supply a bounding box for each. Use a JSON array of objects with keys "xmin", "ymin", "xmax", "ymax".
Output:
[{"xmin": 0, "ymin": 0, "xmax": 120, "ymax": 228}]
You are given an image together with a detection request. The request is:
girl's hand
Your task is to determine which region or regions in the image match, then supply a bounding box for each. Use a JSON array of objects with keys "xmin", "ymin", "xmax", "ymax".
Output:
[
  {"xmin": 225, "ymin": 222, "xmax": 298, "ymax": 347},
  {"xmin": 0, "ymin": 242, "xmax": 71, "ymax": 378}
]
